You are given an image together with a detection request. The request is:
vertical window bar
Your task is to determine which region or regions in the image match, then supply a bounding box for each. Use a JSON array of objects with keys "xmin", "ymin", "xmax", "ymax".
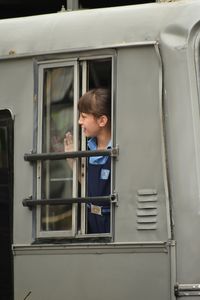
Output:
[
  {"xmin": 37, "ymin": 66, "xmax": 44, "ymax": 234},
  {"xmin": 80, "ymin": 61, "xmax": 87, "ymax": 235},
  {"xmin": 110, "ymin": 55, "xmax": 116, "ymax": 237},
  {"xmin": 44, "ymin": 70, "xmax": 51, "ymax": 231},
  {"xmin": 71, "ymin": 60, "xmax": 79, "ymax": 236}
]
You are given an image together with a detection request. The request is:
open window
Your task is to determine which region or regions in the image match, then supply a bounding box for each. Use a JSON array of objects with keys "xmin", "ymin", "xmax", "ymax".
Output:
[{"xmin": 24, "ymin": 55, "xmax": 115, "ymax": 240}]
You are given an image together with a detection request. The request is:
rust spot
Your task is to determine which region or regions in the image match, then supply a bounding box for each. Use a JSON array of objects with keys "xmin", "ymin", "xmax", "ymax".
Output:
[{"xmin": 9, "ymin": 49, "xmax": 16, "ymax": 55}]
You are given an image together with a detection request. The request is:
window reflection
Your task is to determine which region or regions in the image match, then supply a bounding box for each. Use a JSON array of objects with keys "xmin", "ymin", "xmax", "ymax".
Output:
[{"xmin": 41, "ymin": 66, "xmax": 74, "ymax": 231}]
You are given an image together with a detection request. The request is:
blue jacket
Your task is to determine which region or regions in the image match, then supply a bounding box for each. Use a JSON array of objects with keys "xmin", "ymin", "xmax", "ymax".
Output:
[{"xmin": 87, "ymin": 138, "xmax": 111, "ymax": 206}]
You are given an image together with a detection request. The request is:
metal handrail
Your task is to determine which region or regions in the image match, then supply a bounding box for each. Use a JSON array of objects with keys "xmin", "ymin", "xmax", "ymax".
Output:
[
  {"xmin": 24, "ymin": 147, "xmax": 119, "ymax": 161},
  {"xmin": 174, "ymin": 283, "xmax": 200, "ymax": 297},
  {"xmin": 22, "ymin": 194, "xmax": 118, "ymax": 208}
]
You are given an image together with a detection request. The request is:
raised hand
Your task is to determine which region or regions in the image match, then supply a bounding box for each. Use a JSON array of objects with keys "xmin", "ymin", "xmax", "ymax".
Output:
[
  {"xmin": 64, "ymin": 132, "xmax": 73, "ymax": 152},
  {"xmin": 64, "ymin": 132, "xmax": 74, "ymax": 169}
]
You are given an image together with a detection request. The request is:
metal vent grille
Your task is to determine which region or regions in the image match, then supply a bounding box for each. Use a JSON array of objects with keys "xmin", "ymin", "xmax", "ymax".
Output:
[{"xmin": 136, "ymin": 189, "xmax": 158, "ymax": 230}]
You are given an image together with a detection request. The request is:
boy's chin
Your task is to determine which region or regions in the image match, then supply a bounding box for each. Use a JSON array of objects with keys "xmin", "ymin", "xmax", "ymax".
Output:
[
  {"xmin": 85, "ymin": 135, "xmax": 95, "ymax": 139},
  {"xmin": 84, "ymin": 132, "xmax": 93, "ymax": 138}
]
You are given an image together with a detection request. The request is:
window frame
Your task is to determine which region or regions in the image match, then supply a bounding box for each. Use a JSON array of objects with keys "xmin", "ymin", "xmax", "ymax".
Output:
[
  {"xmin": 32, "ymin": 52, "xmax": 115, "ymax": 240},
  {"xmin": 77, "ymin": 55, "xmax": 114, "ymax": 238},
  {"xmin": 37, "ymin": 59, "xmax": 79, "ymax": 238}
]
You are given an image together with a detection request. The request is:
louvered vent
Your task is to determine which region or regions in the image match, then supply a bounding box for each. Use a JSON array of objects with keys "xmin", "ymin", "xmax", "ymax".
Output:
[{"xmin": 136, "ymin": 189, "xmax": 158, "ymax": 230}]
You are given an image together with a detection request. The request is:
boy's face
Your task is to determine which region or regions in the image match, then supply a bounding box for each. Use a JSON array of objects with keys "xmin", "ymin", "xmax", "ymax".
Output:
[{"xmin": 78, "ymin": 112, "xmax": 107, "ymax": 137}]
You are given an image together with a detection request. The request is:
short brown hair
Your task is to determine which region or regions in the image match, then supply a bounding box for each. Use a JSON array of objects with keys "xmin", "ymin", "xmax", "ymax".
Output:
[{"xmin": 78, "ymin": 88, "xmax": 111, "ymax": 121}]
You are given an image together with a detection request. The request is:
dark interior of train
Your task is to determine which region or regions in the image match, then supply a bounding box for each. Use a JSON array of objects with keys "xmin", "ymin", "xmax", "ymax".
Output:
[{"xmin": 0, "ymin": 110, "xmax": 13, "ymax": 300}]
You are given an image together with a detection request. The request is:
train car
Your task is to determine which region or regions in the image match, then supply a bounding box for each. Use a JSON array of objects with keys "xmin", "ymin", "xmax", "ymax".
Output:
[{"xmin": 1, "ymin": 0, "xmax": 200, "ymax": 299}]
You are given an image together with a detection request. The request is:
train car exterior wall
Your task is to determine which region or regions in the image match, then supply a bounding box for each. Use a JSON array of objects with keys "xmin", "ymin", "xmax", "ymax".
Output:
[{"xmin": 0, "ymin": 0, "xmax": 200, "ymax": 299}]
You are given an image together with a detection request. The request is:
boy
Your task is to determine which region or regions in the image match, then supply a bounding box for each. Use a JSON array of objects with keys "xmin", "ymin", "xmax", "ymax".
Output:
[{"xmin": 64, "ymin": 88, "xmax": 111, "ymax": 233}]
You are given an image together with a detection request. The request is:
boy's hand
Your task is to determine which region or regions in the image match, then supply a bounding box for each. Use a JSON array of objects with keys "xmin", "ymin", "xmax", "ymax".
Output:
[{"xmin": 64, "ymin": 132, "xmax": 73, "ymax": 152}]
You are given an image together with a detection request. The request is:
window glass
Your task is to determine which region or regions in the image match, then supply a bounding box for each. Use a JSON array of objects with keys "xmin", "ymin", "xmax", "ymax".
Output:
[
  {"xmin": 37, "ymin": 56, "xmax": 113, "ymax": 237},
  {"xmin": 41, "ymin": 66, "xmax": 74, "ymax": 231}
]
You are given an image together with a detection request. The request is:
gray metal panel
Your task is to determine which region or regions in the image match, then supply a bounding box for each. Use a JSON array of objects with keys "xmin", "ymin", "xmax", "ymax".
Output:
[
  {"xmin": 115, "ymin": 46, "xmax": 170, "ymax": 242},
  {"xmin": 0, "ymin": 0, "xmax": 200, "ymax": 59},
  {"xmin": 0, "ymin": 58, "xmax": 34, "ymax": 244},
  {"xmin": 14, "ymin": 245, "xmax": 171, "ymax": 300},
  {"xmin": 161, "ymin": 21, "xmax": 200, "ymax": 285}
]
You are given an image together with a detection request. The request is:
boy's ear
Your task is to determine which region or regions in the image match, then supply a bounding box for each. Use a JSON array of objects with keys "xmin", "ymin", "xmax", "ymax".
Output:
[{"xmin": 98, "ymin": 115, "xmax": 108, "ymax": 127}]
